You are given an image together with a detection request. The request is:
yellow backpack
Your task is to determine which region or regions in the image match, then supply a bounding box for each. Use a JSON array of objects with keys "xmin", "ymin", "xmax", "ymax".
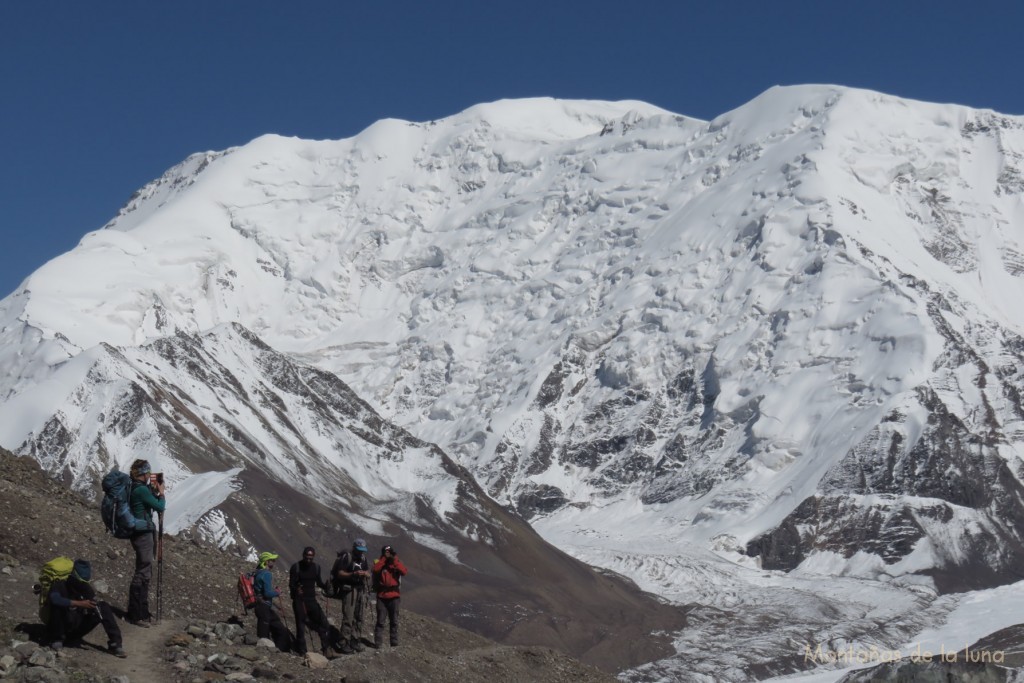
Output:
[{"xmin": 36, "ymin": 557, "xmax": 74, "ymax": 624}]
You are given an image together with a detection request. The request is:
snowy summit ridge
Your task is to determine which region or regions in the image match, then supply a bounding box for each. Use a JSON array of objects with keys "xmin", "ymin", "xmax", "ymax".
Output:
[{"xmin": 3, "ymin": 85, "xmax": 1024, "ymax": 680}]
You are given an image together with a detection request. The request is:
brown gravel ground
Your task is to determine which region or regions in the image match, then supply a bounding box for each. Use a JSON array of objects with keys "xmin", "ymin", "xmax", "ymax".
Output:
[{"xmin": 0, "ymin": 450, "xmax": 617, "ymax": 682}]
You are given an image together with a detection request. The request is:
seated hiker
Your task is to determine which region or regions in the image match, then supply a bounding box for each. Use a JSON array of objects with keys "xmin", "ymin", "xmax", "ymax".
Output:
[
  {"xmin": 253, "ymin": 551, "xmax": 293, "ymax": 652},
  {"xmin": 47, "ymin": 559, "xmax": 126, "ymax": 658}
]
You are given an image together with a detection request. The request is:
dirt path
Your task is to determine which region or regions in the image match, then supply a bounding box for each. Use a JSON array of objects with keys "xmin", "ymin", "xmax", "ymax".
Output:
[
  {"xmin": 74, "ymin": 617, "xmax": 177, "ymax": 681},
  {"xmin": 113, "ymin": 619, "xmax": 177, "ymax": 679}
]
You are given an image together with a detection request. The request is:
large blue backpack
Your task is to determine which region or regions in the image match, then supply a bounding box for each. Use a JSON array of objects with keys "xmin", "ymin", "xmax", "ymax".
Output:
[{"xmin": 100, "ymin": 469, "xmax": 152, "ymax": 539}]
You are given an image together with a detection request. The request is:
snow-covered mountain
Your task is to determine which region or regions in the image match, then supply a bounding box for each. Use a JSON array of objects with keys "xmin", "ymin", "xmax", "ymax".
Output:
[{"xmin": 3, "ymin": 85, "xmax": 1024, "ymax": 680}]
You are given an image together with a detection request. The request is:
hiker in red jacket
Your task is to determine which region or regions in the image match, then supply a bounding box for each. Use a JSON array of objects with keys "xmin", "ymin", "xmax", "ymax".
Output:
[{"xmin": 372, "ymin": 545, "xmax": 407, "ymax": 648}]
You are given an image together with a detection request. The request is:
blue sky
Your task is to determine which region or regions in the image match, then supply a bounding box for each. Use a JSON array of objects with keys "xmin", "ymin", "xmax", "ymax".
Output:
[{"xmin": 2, "ymin": 1, "xmax": 1021, "ymax": 298}]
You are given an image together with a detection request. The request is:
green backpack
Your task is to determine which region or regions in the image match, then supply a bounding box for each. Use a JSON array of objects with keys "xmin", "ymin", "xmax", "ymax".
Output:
[{"xmin": 37, "ymin": 557, "xmax": 74, "ymax": 624}]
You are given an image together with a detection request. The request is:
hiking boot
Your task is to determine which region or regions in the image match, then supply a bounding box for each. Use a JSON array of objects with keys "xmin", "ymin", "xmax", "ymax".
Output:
[
  {"xmin": 128, "ymin": 619, "xmax": 151, "ymax": 628},
  {"xmin": 350, "ymin": 637, "xmax": 365, "ymax": 652},
  {"xmin": 108, "ymin": 645, "xmax": 127, "ymax": 658},
  {"xmin": 338, "ymin": 640, "xmax": 353, "ymax": 655},
  {"xmin": 390, "ymin": 639, "xmax": 399, "ymax": 647}
]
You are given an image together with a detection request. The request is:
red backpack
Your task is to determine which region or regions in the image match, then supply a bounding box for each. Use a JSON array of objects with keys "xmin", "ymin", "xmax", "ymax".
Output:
[{"xmin": 237, "ymin": 572, "xmax": 257, "ymax": 611}]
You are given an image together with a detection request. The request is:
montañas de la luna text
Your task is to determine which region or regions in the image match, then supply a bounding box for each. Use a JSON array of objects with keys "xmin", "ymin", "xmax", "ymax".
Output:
[{"xmin": 803, "ymin": 643, "xmax": 1005, "ymax": 665}]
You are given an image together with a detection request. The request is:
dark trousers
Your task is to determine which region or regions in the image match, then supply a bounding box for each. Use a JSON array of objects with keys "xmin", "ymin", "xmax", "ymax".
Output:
[
  {"xmin": 254, "ymin": 601, "xmax": 292, "ymax": 652},
  {"xmin": 48, "ymin": 601, "xmax": 122, "ymax": 648},
  {"xmin": 127, "ymin": 531, "xmax": 154, "ymax": 621},
  {"xmin": 375, "ymin": 596, "xmax": 400, "ymax": 646},
  {"xmin": 292, "ymin": 598, "xmax": 330, "ymax": 654}
]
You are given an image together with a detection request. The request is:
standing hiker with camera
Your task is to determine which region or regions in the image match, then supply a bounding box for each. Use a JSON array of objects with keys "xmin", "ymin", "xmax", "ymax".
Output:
[
  {"xmin": 288, "ymin": 546, "xmax": 332, "ymax": 657},
  {"xmin": 372, "ymin": 545, "xmax": 407, "ymax": 648},
  {"xmin": 126, "ymin": 459, "xmax": 164, "ymax": 627},
  {"xmin": 330, "ymin": 537, "xmax": 370, "ymax": 654}
]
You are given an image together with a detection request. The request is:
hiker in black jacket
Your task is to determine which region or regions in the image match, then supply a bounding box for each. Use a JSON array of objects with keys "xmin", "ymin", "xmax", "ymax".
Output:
[
  {"xmin": 288, "ymin": 546, "xmax": 331, "ymax": 657},
  {"xmin": 47, "ymin": 560, "xmax": 125, "ymax": 658}
]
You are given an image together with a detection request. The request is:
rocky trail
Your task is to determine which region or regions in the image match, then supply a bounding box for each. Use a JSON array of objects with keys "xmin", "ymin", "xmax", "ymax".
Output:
[
  {"xmin": 31, "ymin": 617, "xmax": 180, "ymax": 681},
  {"xmin": 108, "ymin": 619, "xmax": 177, "ymax": 680}
]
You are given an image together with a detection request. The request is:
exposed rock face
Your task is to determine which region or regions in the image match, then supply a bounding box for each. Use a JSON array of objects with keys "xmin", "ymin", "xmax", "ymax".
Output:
[
  {"xmin": 839, "ymin": 660, "xmax": 1009, "ymax": 683},
  {"xmin": 747, "ymin": 287, "xmax": 1024, "ymax": 591}
]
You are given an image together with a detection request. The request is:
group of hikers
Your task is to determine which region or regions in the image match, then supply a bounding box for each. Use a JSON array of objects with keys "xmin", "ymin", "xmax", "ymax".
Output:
[
  {"xmin": 39, "ymin": 458, "xmax": 409, "ymax": 659},
  {"xmin": 252, "ymin": 539, "xmax": 408, "ymax": 657}
]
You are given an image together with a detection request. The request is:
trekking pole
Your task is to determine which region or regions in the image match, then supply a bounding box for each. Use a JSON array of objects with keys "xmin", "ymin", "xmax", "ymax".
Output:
[
  {"xmin": 299, "ymin": 594, "xmax": 314, "ymax": 651},
  {"xmin": 276, "ymin": 596, "xmax": 289, "ymax": 629},
  {"xmin": 318, "ymin": 592, "xmax": 331, "ymax": 652},
  {"xmin": 362, "ymin": 577, "xmax": 370, "ymax": 634},
  {"xmin": 156, "ymin": 511, "xmax": 164, "ymax": 623},
  {"xmin": 327, "ymin": 590, "xmax": 334, "ymax": 633},
  {"xmin": 361, "ymin": 575, "xmax": 371, "ymax": 638}
]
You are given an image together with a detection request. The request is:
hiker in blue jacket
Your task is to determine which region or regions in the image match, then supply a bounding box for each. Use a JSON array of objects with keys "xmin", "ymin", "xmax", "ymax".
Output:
[
  {"xmin": 253, "ymin": 551, "xmax": 292, "ymax": 652},
  {"xmin": 126, "ymin": 459, "xmax": 164, "ymax": 626}
]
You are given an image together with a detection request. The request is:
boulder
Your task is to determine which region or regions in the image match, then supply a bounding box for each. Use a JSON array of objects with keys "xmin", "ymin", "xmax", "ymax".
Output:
[{"xmin": 303, "ymin": 652, "xmax": 329, "ymax": 669}]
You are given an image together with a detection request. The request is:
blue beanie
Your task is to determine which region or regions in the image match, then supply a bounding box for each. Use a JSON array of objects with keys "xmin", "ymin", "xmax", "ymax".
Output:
[{"xmin": 72, "ymin": 559, "xmax": 91, "ymax": 582}]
